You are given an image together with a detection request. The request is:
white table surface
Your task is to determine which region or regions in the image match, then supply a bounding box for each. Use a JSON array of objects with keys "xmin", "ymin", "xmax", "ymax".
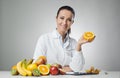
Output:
[{"xmin": 0, "ymin": 71, "xmax": 120, "ymax": 78}]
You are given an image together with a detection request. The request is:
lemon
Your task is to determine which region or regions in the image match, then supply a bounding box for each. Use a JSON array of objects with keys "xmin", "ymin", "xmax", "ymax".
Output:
[{"xmin": 27, "ymin": 63, "xmax": 38, "ymax": 71}]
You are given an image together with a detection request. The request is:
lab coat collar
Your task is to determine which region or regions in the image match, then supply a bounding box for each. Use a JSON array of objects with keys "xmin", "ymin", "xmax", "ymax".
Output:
[
  {"xmin": 52, "ymin": 30, "xmax": 61, "ymax": 39},
  {"xmin": 52, "ymin": 30, "xmax": 70, "ymax": 48}
]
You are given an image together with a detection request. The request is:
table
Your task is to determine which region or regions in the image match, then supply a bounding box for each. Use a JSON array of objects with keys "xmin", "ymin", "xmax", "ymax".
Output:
[{"xmin": 0, "ymin": 71, "xmax": 120, "ymax": 78}]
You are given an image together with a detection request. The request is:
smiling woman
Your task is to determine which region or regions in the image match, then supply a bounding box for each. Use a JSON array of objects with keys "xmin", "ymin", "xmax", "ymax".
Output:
[{"xmin": 33, "ymin": 5, "xmax": 95, "ymax": 72}]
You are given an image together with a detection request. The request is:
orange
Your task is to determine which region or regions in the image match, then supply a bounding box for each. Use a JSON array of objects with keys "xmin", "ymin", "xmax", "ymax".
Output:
[
  {"xmin": 38, "ymin": 65, "xmax": 49, "ymax": 75},
  {"xmin": 27, "ymin": 63, "xmax": 38, "ymax": 71},
  {"xmin": 35, "ymin": 56, "xmax": 47, "ymax": 65},
  {"xmin": 11, "ymin": 65, "xmax": 17, "ymax": 70},
  {"xmin": 83, "ymin": 32, "xmax": 95, "ymax": 42}
]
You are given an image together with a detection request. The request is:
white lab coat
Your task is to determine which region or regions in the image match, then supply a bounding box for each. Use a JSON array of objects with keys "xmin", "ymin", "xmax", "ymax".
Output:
[{"xmin": 33, "ymin": 30, "xmax": 85, "ymax": 72}]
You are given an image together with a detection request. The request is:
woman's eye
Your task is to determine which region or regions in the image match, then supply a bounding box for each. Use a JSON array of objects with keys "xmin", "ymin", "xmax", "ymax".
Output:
[
  {"xmin": 60, "ymin": 17, "xmax": 64, "ymax": 19},
  {"xmin": 68, "ymin": 19, "xmax": 72, "ymax": 22}
]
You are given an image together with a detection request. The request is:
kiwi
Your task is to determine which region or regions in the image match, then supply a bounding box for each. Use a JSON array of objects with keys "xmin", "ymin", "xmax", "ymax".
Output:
[
  {"xmin": 32, "ymin": 69, "xmax": 41, "ymax": 76},
  {"xmin": 11, "ymin": 69, "xmax": 19, "ymax": 75}
]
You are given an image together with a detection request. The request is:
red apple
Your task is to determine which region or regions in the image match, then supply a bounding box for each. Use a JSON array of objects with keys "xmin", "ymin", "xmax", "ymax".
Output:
[{"xmin": 50, "ymin": 66, "xmax": 59, "ymax": 75}]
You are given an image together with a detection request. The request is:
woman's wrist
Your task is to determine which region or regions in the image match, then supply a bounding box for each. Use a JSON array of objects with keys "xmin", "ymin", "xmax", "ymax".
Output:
[{"xmin": 76, "ymin": 43, "xmax": 82, "ymax": 51}]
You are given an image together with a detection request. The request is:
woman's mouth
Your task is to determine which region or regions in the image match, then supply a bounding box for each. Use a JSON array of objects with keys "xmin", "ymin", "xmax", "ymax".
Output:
[{"xmin": 61, "ymin": 25, "xmax": 67, "ymax": 29}]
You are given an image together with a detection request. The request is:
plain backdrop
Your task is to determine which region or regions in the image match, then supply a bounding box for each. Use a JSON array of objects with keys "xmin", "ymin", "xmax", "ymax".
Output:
[{"xmin": 0, "ymin": 0, "xmax": 120, "ymax": 71}]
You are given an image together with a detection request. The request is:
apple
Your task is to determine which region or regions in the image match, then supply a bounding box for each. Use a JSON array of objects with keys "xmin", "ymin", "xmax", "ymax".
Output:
[
  {"xmin": 46, "ymin": 64, "xmax": 51, "ymax": 69},
  {"xmin": 50, "ymin": 66, "xmax": 59, "ymax": 75}
]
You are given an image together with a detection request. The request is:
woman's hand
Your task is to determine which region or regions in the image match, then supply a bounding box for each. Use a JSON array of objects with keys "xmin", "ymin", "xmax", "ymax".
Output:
[
  {"xmin": 76, "ymin": 35, "xmax": 95, "ymax": 51},
  {"xmin": 62, "ymin": 65, "xmax": 73, "ymax": 72},
  {"xmin": 78, "ymin": 35, "xmax": 89, "ymax": 45}
]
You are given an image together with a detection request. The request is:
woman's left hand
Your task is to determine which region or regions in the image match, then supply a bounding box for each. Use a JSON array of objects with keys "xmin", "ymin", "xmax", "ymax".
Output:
[
  {"xmin": 78, "ymin": 35, "xmax": 89, "ymax": 45},
  {"xmin": 76, "ymin": 35, "xmax": 95, "ymax": 51}
]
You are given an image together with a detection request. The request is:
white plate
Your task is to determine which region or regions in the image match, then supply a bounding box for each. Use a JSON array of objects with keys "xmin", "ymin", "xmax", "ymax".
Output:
[{"xmin": 66, "ymin": 72, "xmax": 98, "ymax": 75}]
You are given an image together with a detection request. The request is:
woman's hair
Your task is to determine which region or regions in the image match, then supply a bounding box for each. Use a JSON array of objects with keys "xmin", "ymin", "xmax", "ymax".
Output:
[
  {"xmin": 56, "ymin": 5, "xmax": 75, "ymax": 18},
  {"xmin": 56, "ymin": 5, "xmax": 75, "ymax": 34}
]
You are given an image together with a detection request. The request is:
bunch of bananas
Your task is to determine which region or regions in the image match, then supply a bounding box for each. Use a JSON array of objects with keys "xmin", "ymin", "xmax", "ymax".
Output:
[
  {"xmin": 17, "ymin": 59, "xmax": 33, "ymax": 76},
  {"xmin": 11, "ymin": 59, "xmax": 34, "ymax": 76}
]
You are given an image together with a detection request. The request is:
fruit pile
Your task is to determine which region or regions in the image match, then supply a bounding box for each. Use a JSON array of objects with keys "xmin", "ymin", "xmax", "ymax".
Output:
[
  {"xmin": 11, "ymin": 56, "xmax": 65, "ymax": 76},
  {"xmin": 85, "ymin": 66, "xmax": 100, "ymax": 74}
]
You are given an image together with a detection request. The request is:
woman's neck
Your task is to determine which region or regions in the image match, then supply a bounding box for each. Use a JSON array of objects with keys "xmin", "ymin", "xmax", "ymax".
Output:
[{"xmin": 57, "ymin": 30, "xmax": 67, "ymax": 42}]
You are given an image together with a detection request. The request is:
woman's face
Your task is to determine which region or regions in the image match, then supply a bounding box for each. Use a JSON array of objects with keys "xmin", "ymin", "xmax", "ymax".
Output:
[{"xmin": 56, "ymin": 9, "xmax": 74, "ymax": 34}]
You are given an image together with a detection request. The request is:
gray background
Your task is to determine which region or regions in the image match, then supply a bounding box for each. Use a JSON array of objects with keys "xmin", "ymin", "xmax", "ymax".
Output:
[{"xmin": 0, "ymin": 0, "xmax": 120, "ymax": 71}]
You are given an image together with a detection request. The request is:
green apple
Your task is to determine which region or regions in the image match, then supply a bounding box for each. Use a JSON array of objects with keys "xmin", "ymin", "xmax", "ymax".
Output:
[{"xmin": 46, "ymin": 64, "xmax": 51, "ymax": 69}]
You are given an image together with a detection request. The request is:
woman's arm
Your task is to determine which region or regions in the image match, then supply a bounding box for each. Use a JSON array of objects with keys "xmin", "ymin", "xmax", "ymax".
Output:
[
  {"xmin": 76, "ymin": 35, "xmax": 88, "ymax": 51},
  {"xmin": 69, "ymin": 51, "xmax": 85, "ymax": 72},
  {"xmin": 69, "ymin": 35, "xmax": 95, "ymax": 72},
  {"xmin": 69, "ymin": 36, "xmax": 92, "ymax": 72}
]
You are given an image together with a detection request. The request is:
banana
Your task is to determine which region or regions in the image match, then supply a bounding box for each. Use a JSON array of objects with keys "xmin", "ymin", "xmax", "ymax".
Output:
[
  {"xmin": 26, "ymin": 59, "xmax": 33, "ymax": 65},
  {"xmin": 22, "ymin": 61, "xmax": 32, "ymax": 76},
  {"xmin": 17, "ymin": 59, "xmax": 27, "ymax": 76}
]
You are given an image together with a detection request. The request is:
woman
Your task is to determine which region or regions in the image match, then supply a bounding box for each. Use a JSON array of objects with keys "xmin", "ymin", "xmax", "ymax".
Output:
[{"xmin": 33, "ymin": 6, "xmax": 94, "ymax": 72}]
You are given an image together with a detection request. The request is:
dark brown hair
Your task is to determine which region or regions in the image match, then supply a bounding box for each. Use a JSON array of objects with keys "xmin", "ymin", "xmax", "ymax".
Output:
[
  {"xmin": 56, "ymin": 5, "xmax": 75, "ymax": 18},
  {"xmin": 56, "ymin": 6, "xmax": 75, "ymax": 34}
]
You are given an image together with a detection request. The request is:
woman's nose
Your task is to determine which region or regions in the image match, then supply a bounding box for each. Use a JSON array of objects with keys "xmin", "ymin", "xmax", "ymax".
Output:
[{"xmin": 63, "ymin": 20, "xmax": 67, "ymax": 25}]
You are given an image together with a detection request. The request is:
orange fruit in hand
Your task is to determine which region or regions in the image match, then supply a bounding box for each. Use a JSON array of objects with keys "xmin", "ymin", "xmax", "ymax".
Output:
[
  {"xmin": 83, "ymin": 32, "xmax": 95, "ymax": 42},
  {"xmin": 27, "ymin": 63, "xmax": 38, "ymax": 71},
  {"xmin": 38, "ymin": 65, "xmax": 50, "ymax": 75}
]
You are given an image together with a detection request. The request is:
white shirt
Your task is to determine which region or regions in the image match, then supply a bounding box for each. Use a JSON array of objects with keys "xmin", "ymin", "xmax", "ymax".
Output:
[{"xmin": 33, "ymin": 30, "xmax": 85, "ymax": 72}]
